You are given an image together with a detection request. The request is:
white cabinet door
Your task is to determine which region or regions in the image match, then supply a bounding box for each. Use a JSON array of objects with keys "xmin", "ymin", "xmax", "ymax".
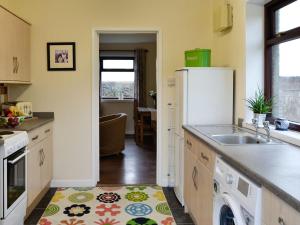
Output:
[
  {"xmin": 0, "ymin": 7, "xmax": 30, "ymax": 82},
  {"xmin": 195, "ymin": 159, "xmax": 213, "ymax": 225},
  {"xmin": 27, "ymin": 142, "xmax": 42, "ymax": 206},
  {"xmin": 40, "ymin": 134, "xmax": 53, "ymax": 189},
  {"xmin": 27, "ymin": 123, "xmax": 53, "ymax": 209}
]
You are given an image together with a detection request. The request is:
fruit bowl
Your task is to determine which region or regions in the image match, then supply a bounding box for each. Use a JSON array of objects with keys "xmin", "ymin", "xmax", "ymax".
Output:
[
  {"xmin": 0, "ymin": 116, "xmax": 25, "ymax": 128},
  {"xmin": 1, "ymin": 106, "xmax": 26, "ymax": 128}
]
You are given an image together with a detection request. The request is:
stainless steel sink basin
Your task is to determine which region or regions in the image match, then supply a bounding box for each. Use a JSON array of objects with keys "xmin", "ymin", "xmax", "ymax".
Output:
[{"xmin": 211, "ymin": 134, "xmax": 282, "ymax": 145}]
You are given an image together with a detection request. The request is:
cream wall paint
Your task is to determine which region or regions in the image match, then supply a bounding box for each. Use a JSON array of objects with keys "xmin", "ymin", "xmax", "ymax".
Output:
[
  {"xmin": 1, "ymin": 0, "xmax": 213, "ymax": 183},
  {"xmin": 212, "ymin": 0, "xmax": 247, "ymax": 123}
]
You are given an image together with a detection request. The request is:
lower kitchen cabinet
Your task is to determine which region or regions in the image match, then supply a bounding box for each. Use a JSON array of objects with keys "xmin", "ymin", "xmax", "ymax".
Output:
[
  {"xmin": 184, "ymin": 131, "xmax": 216, "ymax": 225},
  {"xmin": 40, "ymin": 133, "xmax": 53, "ymax": 189},
  {"xmin": 27, "ymin": 141, "xmax": 42, "ymax": 206},
  {"xmin": 26, "ymin": 123, "xmax": 53, "ymax": 215},
  {"xmin": 184, "ymin": 131, "xmax": 300, "ymax": 224},
  {"xmin": 262, "ymin": 188, "xmax": 300, "ymax": 225},
  {"xmin": 195, "ymin": 159, "xmax": 213, "ymax": 224},
  {"xmin": 184, "ymin": 148, "xmax": 196, "ymax": 214}
]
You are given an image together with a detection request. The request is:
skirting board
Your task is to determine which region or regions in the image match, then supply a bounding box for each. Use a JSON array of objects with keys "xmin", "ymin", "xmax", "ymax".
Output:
[
  {"xmin": 51, "ymin": 179, "xmax": 96, "ymax": 187},
  {"xmin": 159, "ymin": 177, "xmax": 170, "ymax": 187}
]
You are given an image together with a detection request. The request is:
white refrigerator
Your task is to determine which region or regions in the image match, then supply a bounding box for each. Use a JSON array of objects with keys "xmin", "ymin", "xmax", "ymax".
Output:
[{"xmin": 173, "ymin": 67, "xmax": 234, "ymax": 205}]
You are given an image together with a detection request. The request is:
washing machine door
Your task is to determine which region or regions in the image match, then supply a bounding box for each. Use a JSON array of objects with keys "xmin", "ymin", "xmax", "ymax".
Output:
[{"xmin": 213, "ymin": 193, "xmax": 246, "ymax": 225}]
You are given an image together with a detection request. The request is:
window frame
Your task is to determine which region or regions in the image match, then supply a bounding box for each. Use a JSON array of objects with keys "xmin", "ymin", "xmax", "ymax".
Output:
[
  {"xmin": 100, "ymin": 56, "xmax": 135, "ymax": 100},
  {"xmin": 265, "ymin": 0, "xmax": 300, "ymax": 131}
]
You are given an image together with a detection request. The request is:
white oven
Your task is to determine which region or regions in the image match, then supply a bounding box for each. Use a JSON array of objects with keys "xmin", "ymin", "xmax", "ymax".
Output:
[{"xmin": 0, "ymin": 131, "xmax": 29, "ymax": 225}]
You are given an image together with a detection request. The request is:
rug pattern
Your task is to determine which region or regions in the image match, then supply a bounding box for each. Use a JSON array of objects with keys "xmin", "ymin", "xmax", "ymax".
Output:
[{"xmin": 37, "ymin": 186, "xmax": 176, "ymax": 225}]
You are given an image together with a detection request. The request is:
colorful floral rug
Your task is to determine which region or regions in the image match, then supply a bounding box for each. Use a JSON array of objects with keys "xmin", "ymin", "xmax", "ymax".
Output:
[{"xmin": 37, "ymin": 186, "xmax": 176, "ymax": 225}]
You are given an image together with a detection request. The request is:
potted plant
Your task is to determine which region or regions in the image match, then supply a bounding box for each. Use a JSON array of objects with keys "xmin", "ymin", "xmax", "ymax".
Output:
[
  {"xmin": 246, "ymin": 88, "xmax": 273, "ymax": 127},
  {"xmin": 149, "ymin": 90, "xmax": 157, "ymax": 108}
]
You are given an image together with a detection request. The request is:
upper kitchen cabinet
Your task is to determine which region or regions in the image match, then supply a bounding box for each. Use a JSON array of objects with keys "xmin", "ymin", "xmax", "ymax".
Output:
[{"xmin": 0, "ymin": 6, "xmax": 31, "ymax": 83}]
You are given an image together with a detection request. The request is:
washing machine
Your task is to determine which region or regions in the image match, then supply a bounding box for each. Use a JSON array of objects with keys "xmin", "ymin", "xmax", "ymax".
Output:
[{"xmin": 213, "ymin": 157, "xmax": 262, "ymax": 225}]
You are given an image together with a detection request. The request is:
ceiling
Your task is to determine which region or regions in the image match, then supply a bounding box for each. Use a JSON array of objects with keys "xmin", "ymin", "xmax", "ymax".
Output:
[{"xmin": 99, "ymin": 33, "xmax": 157, "ymax": 44}]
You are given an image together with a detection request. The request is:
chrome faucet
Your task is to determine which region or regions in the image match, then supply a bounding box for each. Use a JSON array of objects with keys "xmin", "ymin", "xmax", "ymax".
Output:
[
  {"xmin": 252, "ymin": 118, "xmax": 259, "ymax": 140},
  {"xmin": 263, "ymin": 121, "xmax": 271, "ymax": 142},
  {"xmin": 252, "ymin": 119, "xmax": 271, "ymax": 142}
]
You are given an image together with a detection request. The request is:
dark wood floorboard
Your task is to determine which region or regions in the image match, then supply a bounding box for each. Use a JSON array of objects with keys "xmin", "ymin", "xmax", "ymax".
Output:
[
  {"xmin": 99, "ymin": 137, "xmax": 157, "ymax": 185},
  {"xmin": 25, "ymin": 187, "xmax": 194, "ymax": 225}
]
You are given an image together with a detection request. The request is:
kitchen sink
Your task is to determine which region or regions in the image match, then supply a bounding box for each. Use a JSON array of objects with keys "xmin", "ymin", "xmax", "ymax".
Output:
[{"xmin": 211, "ymin": 134, "xmax": 283, "ymax": 145}]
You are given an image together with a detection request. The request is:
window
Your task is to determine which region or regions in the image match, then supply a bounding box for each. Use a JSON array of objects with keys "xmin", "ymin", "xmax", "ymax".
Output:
[
  {"xmin": 265, "ymin": 0, "xmax": 300, "ymax": 131},
  {"xmin": 100, "ymin": 57, "xmax": 135, "ymax": 99}
]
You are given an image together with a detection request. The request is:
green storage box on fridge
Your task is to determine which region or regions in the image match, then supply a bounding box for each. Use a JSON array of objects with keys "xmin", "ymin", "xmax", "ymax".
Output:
[{"xmin": 184, "ymin": 48, "xmax": 211, "ymax": 67}]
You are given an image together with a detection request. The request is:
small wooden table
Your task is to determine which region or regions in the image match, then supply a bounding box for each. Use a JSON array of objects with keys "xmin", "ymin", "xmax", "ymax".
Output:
[{"xmin": 135, "ymin": 107, "xmax": 156, "ymax": 147}]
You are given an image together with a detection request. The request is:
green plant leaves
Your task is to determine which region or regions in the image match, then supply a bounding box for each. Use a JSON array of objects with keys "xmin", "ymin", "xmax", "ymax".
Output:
[{"xmin": 246, "ymin": 88, "xmax": 273, "ymax": 114}]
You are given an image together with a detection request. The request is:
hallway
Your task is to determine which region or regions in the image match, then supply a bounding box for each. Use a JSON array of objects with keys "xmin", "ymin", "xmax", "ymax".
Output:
[{"xmin": 99, "ymin": 137, "xmax": 156, "ymax": 184}]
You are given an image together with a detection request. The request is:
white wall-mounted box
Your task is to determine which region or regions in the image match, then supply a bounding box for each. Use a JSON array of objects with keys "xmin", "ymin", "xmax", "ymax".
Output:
[{"xmin": 214, "ymin": 3, "xmax": 233, "ymax": 32}]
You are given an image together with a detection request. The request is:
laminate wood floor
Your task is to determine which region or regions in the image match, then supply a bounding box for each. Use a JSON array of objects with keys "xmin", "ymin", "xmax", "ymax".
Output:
[{"xmin": 99, "ymin": 137, "xmax": 156, "ymax": 185}]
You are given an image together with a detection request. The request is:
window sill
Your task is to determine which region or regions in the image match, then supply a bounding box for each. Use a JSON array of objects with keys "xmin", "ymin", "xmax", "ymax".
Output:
[
  {"xmin": 101, "ymin": 99, "xmax": 134, "ymax": 103},
  {"xmin": 243, "ymin": 122, "xmax": 300, "ymax": 147}
]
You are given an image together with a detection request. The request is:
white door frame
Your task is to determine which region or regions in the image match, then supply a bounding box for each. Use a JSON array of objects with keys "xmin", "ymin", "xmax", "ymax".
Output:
[{"xmin": 91, "ymin": 28, "xmax": 164, "ymax": 186}]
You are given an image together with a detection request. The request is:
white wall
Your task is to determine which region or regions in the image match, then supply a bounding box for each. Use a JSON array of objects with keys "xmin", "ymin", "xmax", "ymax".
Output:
[
  {"xmin": 101, "ymin": 100, "xmax": 134, "ymax": 134},
  {"xmin": 245, "ymin": 3, "xmax": 265, "ymax": 122},
  {"xmin": 1, "ymin": 0, "xmax": 213, "ymax": 185}
]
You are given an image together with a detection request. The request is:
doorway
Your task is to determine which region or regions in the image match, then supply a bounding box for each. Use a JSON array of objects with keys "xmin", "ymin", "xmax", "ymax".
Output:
[{"xmin": 96, "ymin": 32, "xmax": 160, "ymax": 185}]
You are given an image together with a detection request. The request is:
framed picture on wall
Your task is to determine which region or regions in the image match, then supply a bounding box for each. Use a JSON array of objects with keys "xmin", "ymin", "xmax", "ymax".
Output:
[{"xmin": 47, "ymin": 42, "xmax": 76, "ymax": 71}]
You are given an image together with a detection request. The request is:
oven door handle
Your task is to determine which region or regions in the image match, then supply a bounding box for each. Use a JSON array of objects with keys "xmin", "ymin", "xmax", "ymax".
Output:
[{"xmin": 8, "ymin": 150, "xmax": 29, "ymax": 164}]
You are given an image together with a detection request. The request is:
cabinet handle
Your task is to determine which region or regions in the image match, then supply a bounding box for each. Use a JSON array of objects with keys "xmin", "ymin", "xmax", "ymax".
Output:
[
  {"xmin": 186, "ymin": 140, "xmax": 192, "ymax": 148},
  {"xmin": 40, "ymin": 149, "xmax": 45, "ymax": 166},
  {"xmin": 39, "ymin": 149, "xmax": 43, "ymax": 166},
  {"xmin": 32, "ymin": 135, "xmax": 39, "ymax": 141},
  {"xmin": 13, "ymin": 57, "xmax": 17, "ymax": 73},
  {"xmin": 16, "ymin": 60, "xmax": 19, "ymax": 73},
  {"xmin": 201, "ymin": 152, "xmax": 209, "ymax": 162},
  {"xmin": 192, "ymin": 167, "xmax": 196, "ymax": 180},
  {"xmin": 12, "ymin": 57, "xmax": 19, "ymax": 73},
  {"xmin": 41, "ymin": 149, "xmax": 45, "ymax": 165},
  {"xmin": 278, "ymin": 217, "xmax": 285, "ymax": 225},
  {"xmin": 44, "ymin": 129, "xmax": 51, "ymax": 133},
  {"xmin": 186, "ymin": 140, "xmax": 189, "ymax": 146},
  {"xmin": 194, "ymin": 167, "xmax": 198, "ymax": 190}
]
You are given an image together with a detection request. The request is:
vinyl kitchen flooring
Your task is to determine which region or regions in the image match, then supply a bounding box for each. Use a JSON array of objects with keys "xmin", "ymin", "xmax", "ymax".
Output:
[{"xmin": 24, "ymin": 187, "xmax": 194, "ymax": 225}]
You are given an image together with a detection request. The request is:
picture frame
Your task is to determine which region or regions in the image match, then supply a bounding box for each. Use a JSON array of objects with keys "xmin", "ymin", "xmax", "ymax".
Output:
[{"xmin": 47, "ymin": 42, "xmax": 76, "ymax": 71}]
